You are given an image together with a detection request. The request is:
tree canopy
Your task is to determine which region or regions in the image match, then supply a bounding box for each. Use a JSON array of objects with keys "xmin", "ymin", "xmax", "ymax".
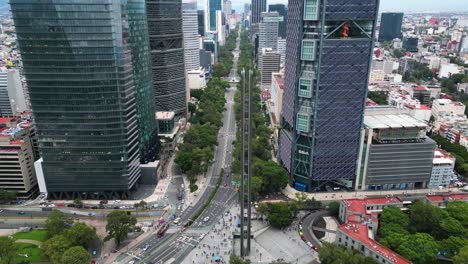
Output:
[
  {"xmin": 42, "ymin": 235, "xmax": 73, "ymax": 264},
  {"xmin": 319, "ymin": 242, "xmax": 378, "ymax": 264},
  {"xmin": 64, "ymin": 222, "xmax": 97, "ymax": 248},
  {"xmin": 0, "ymin": 236, "xmax": 17, "ymax": 264},
  {"xmin": 105, "ymin": 211, "xmax": 137, "ymax": 247},
  {"xmin": 61, "ymin": 246, "xmax": 91, "ymax": 264},
  {"xmin": 45, "ymin": 209, "xmax": 73, "ymax": 238}
]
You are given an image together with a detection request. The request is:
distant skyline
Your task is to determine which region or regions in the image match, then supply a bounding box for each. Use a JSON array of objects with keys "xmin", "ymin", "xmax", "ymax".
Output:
[{"xmin": 198, "ymin": 0, "xmax": 468, "ymax": 12}]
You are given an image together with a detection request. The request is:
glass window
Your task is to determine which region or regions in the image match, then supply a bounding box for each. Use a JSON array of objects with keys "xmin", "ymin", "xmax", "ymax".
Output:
[
  {"xmin": 304, "ymin": 0, "xmax": 319, "ymax": 20},
  {"xmin": 302, "ymin": 40, "xmax": 316, "ymax": 61},
  {"xmin": 299, "ymin": 78, "xmax": 312, "ymax": 98},
  {"xmin": 296, "ymin": 113, "xmax": 309, "ymax": 133}
]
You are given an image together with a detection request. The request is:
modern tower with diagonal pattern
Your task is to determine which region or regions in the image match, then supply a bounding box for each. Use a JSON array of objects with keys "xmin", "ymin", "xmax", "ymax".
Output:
[{"xmin": 279, "ymin": 0, "xmax": 380, "ymax": 192}]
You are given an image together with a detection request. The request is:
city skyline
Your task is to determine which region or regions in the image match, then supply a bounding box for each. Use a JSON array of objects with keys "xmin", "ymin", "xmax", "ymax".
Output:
[{"xmin": 200, "ymin": 0, "xmax": 468, "ymax": 12}]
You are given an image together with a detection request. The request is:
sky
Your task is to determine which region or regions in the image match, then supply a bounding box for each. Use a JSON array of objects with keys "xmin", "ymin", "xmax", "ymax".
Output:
[{"xmin": 200, "ymin": 0, "xmax": 468, "ymax": 12}]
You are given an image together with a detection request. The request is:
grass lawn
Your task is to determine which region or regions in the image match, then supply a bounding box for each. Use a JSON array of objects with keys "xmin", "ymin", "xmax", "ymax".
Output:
[
  {"xmin": 13, "ymin": 230, "xmax": 48, "ymax": 242},
  {"xmin": 14, "ymin": 243, "xmax": 49, "ymax": 263}
]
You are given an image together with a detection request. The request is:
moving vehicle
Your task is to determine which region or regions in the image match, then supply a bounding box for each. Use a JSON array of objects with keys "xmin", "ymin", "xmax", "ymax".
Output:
[
  {"xmin": 157, "ymin": 223, "xmax": 170, "ymax": 238},
  {"xmin": 173, "ymin": 217, "xmax": 181, "ymax": 225},
  {"xmin": 203, "ymin": 216, "xmax": 210, "ymax": 222},
  {"xmin": 312, "ymin": 245, "xmax": 318, "ymax": 252}
]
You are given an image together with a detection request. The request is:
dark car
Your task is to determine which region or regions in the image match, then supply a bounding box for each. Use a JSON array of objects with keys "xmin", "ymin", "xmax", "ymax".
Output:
[
  {"xmin": 17, "ymin": 211, "xmax": 26, "ymax": 215},
  {"xmin": 113, "ymin": 206, "xmax": 120, "ymax": 210},
  {"xmin": 100, "ymin": 200, "xmax": 108, "ymax": 205}
]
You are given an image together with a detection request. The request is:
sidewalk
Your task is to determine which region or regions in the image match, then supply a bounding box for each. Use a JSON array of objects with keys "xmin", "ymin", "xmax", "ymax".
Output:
[
  {"xmin": 320, "ymin": 216, "xmax": 338, "ymax": 243},
  {"xmin": 283, "ymin": 185, "xmax": 463, "ymax": 201}
]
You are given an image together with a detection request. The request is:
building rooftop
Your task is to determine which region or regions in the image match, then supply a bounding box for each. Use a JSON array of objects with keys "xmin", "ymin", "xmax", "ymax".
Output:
[
  {"xmin": 338, "ymin": 224, "xmax": 410, "ymax": 264},
  {"xmin": 340, "ymin": 197, "xmax": 410, "ymax": 264},
  {"xmin": 426, "ymin": 193, "xmax": 468, "ymax": 202},
  {"xmin": 413, "ymin": 85, "xmax": 428, "ymax": 91},
  {"xmin": 156, "ymin": 111, "xmax": 175, "ymax": 120},
  {"xmin": 364, "ymin": 114, "xmax": 427, "ymax": 129}
]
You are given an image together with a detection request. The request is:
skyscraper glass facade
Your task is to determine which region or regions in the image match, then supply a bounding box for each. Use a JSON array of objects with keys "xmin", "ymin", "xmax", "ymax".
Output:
[
  {"xmin": 209, "ymin": 0, "xmax": 222, "ymax": 31},
  {"xmin": 378, "ymin": 12, "xmax": 403, "ymax": 42},
  {"xmin": 268, "ymin": 4, "xmax": 287, "ymax": 38},
  {"xmin": 10, "ymin": 0, "xmax": 157, "ymax": 198},
  {"xmin": 279, "ymin": 0, "xmax": 379, "ymax": 192},
  {"xmin": 146, "ymin": 0, "xmax": 187, "ymax": 117}
]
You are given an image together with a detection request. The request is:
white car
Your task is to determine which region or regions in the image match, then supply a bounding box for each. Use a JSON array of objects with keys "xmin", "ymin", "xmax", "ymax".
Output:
[
  {"xmin": 143, "ymin": 244, "xmax": 149, "ymax": 251},
  {"xmin": 181, "ymin": 184, "xmax": 184, "ymax": 188},
  {"xmin": 307, "ymin": 241, "xmax": 313, "ymax": 247},
  {"xmin": 203, "ymin": 216, "xmax": 210, "ymax": 222},
  {"xmin": 128, "ymin": 260, "xmax": 135, "ymax": 264}
]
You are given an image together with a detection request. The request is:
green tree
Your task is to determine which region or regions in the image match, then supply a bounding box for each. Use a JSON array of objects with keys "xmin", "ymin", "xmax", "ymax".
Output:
[
  {"xmin": 105, "ymin": 211, "xmax": 137, "ymax": 247},
  {"xmin": 446, "ymin": 201, "xmax": 468, "ymax": 225},
  {"xmin": 0, "ymin": 190, "xmax": 17, "ymax": 203},
  {"xmin": 64, "ymin": 222, "xmax": 97, "ymax": 248},
  {"xmin": 134, "ymin": 200, "xmax": 148, "ymax": 211},
  {"xmin": 188, "ymin": 102, "xmax": 196, "ymax": 115},
  {"xmin": 408, "ymin": 201, "xmax": 444, "ymax": 236},
  {"xmin": 396, "ymin": 233, "xmax": 439, "ymax": 264},
  {"xmin": 190, "ymin": 89, "xmax": 204, "ymax": 101},
  {"xmin": 319, "ymin": 242, "xmax": 378, "ymax": 264},
  {"xmin": 267, "ymin": 203, "xmax": 293, "ymax": 229},
  {"xmin": 327, "ymin": 201, "xmax": 340, "ymax": 217},
  {"xmin": 393, "ymin": 49, "xmax": 405, "ymax": 58},
  {"xmin": 42, "ymin": 235, "xmax": 73, "ymax": 264},
  {"xmin": 440, "ymin": 216, "xmax": 465, "ymax": 237},
  {"xmin": 46, "ymin": 209, "xmax": 73, "ymax": 238},
  {"xmin": 0, "ymin": 236, "xmax": 17, "ymax": 264},
  {"xmin": 61, "ymin": 246, "xmax": 91, "ymax": 264},
  {"xmin": 453, "ymin": 245, "xmax": 468, "ymax": 264},
  {"xmin": 440, "ymin": 236, "xmax": 468, "ymax": 257},
  {"xmin": 380, "ymin": 206, "xmax": 409, "ymax": 228},
  {"xmin": 229, "ymin": 255, "xmax": 251, "ymax": 264}
]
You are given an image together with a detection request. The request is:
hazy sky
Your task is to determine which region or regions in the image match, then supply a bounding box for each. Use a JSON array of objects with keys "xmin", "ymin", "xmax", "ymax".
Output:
[{"xmin": 210, "ymin": 0, "xmax": 468, "ymax": 12}]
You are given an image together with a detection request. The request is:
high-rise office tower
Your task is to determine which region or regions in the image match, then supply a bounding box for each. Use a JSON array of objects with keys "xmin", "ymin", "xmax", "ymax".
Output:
[
  {"xmin": 206, "ymin": 0, "xmax": 222, "ymax": 32},
  {"xmin": 260, "ymin": 49, "xmax": 281, "ymax": 86},
  {"xmin": 251, "ymin": 0, "xmax": 266, "ymax": 25},
  {"xmin": 279, "ymin": 0, "xmax": 379, "ymax": 192},
  {"xmin": 224, "ymin": 0, "xmax": 232, "ymax": 19},
  {"xmin": 268, "ymin": 4, "xmax": 287, "ymax": 38},
  {"xmin": 146, "ymin": 0, "xmax": 187, "ymax": 118},
  {"xmin": 183, "ymin": 1, "xmax": 201, "ymax": 71},
  {"xmin": 258, "ymin": 12, "xmax": 280, "ymax": 69},
  {"xmin": 378, "ymin": 12, "xmax": 403, "ymax": 42},
  {"xmin": 198, "ymin": 10, "xmax": 205, "ymax": 36},
  {"xmin": 10, "ymin": 0, "xmax": 158, "ymax": 198}
]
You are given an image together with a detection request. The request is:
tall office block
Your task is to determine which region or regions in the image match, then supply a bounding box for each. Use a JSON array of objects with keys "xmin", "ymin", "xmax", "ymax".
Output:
[
  {"xmin": 251, "ymin": 0, "xmax": 266, "ymax": 25},
  {"xmin": 183, "ymin": 1, "xmax": 201, "ymax": 71},
  {"xmin": 0, "ymin": 69, "xmax": 28, "ymax": 116},
  {"xmin": 206, "ymin": 0, "xmax": 222, "ymax": 32},
  {"xmin": 268, "ymin": 4, "xmax": 287, "ymax": 38},
  {"xmin": 279, "ymin": 0, "xmax": 379, "ymax": 192},
  {"xmin": 258, "ymin": 12, "xmax": 280, "ymax": 69},
  {"xmin": 224, "ymin": 0, "xmax": 232, "ymax": 19},
  {"xmin": 198, "ymin": 10, "xmax": 205, "ymax": 36},
  {"xmin": 11, "ymin": 0, "xmax": 159, "ymax": 198},
  {"xmin": 147, "ymin": 0, "xmax": 187, "ymax": 117},
  {"xmin": 378, "ymin": 12, "xmax": 403, "ymax": 42},
  {"xmin": 260, "ymin": 49, "xmax": 281, "ymax": 86}
]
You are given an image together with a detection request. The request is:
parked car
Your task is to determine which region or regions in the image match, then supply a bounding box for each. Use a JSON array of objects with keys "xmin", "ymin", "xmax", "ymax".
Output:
[{"xmin": 203, "ymin": 217, "xmax": 210, "ymax": 222}]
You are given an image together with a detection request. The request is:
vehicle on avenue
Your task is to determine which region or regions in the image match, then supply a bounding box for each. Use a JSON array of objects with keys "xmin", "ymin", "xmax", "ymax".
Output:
[{"xmin": 203, "ymin": 216, "xmax": 210, "ymax": 222}]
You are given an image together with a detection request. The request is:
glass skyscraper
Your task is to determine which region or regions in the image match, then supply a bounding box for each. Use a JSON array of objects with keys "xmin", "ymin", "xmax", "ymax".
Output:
[
  {"xmin": 209, "ymin": 0, "xmax": 222, "ymax": 31},
  {"xmin": 10, "ymin": 0, "xmax": 158, "ymax": 198},
  {"xmin": 279, "ymin": 0, "xmax": 379, "ymax": 192},
  {"xmin": 146, "ymin": 0, "xmax": 187, "ymax": 117},
  {"xmin": 378, "ymin": 12, "xmax": 403, "ymax": 42}
]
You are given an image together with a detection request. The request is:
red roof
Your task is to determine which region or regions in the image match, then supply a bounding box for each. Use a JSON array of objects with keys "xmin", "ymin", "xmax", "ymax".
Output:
[
  {"xmin": 426, "ymin": 193, "xmax": 468, "ymax": 202},
  {"xmin": 274, "ymin": 75, "xmax": 284, "ymax": 90},
  {"xmin": 339, "ymin": 224, "xmax": 410, "ymax": 264},
  {"xmin": 339, "ymin": 197, "xmax": 411, "ymax": 264},
  {"xmin": 10, "ymin": 139, "xmax": 22, "ymax": 145},
  {"xmin": 413, "ymin": 85, "xmax": 427, "ymax": 91},
  {"xmin": 0, "ymin": 117, "xmax": 14, "ymax": 123},
  {"xmin": 435, "ymin": 148, "xmax": 454, "ymax": 159}
]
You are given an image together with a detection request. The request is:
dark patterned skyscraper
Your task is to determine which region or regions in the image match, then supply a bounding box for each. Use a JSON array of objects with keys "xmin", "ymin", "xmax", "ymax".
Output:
[
  {"xmin": 378, "ymin": 12, "xmax": 403, "ymax": 42},
  {"xmin": 10, "ymin": 0, "xmax": 158, "ymax": 198},
  {"xmin": 146, "ymin": 0, "xmax": 187, "ymax": 118},
  {"xmin": 279, "ymin": 0, "xmax": 380, "ymax": 192},
  {"xmin": 251, "ymin": 0, "xmax": 266, "ymax": 25}
]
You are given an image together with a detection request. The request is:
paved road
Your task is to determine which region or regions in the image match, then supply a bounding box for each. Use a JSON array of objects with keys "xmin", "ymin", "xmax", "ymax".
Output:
[
  {"xmin": 114, "ymin": 31, "xmax": 242, "ymax": 264},
  {"xmin": 302, "ymin": 210, "xmax": 329, "ymax": 249}
]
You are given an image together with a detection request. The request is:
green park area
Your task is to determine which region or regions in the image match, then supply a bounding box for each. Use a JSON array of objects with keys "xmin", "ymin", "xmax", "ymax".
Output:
[
  {"xmin": 13, "ymin": 230, "xmax": 48, "ymax": 242},
  {"xmin": 14, "ymin": 242, "xmax": 49, "ymax": 263}
]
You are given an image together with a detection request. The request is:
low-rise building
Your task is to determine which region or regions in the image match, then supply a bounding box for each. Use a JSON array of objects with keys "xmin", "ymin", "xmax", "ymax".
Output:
[
  {"xmin": 424, "ymin": 193, "xmax": 468, "ymax": 207},
  {"xmin": 187, "ymin": 68, "xmax": 207, "ymax": 89},
  {"xmin": 270, "ymin": 72, "xmax": 284, "ymax": 124},
  {"xmin": 0, "ymin": 117, "xmax": 38, "ymax": 199},
  {"xmin": 356, "ymin": 109, "xmax": 436, "ymax": 191},
  {"xmin": 337, "ymin": 197, "xmax": 410, "ymax": 264},
  {"xmin": 431, "ymin": 99, "xmax": 465, "ymax": 120},
  {"xmin": 430, "ymin": 149, "xmax": 454, "ymax": 189},
  {"xmin": 410, "ymin": 85, "xmax": 431, "ymax": 106},
  {"xmin": 439, "ymin": 63, "xmax": 461, "ymax": 78}
]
